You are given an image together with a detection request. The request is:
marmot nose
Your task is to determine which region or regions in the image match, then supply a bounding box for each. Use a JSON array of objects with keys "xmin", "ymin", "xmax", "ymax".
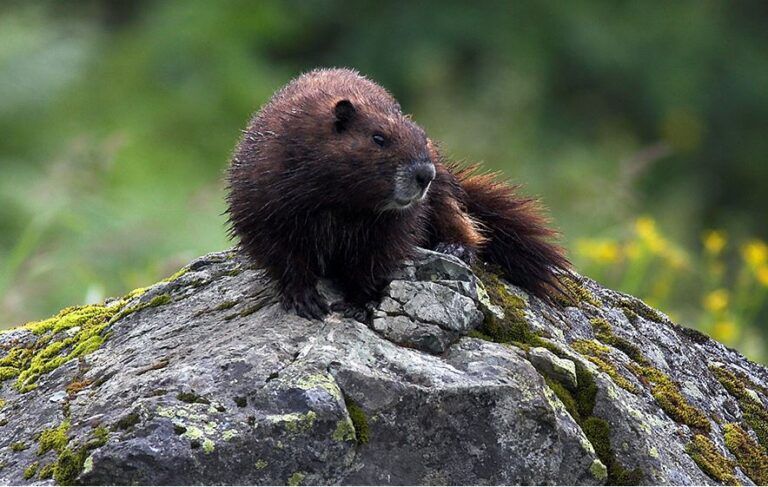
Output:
[{"xmin": 413, "ymin": 162, "xmax": 436, "ymax": 190}]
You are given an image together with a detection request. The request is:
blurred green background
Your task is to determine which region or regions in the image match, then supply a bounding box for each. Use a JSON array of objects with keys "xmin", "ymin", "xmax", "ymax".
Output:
[{"xmin": 1, "ymin": 0, "xmax": 767, "ymax": 361}]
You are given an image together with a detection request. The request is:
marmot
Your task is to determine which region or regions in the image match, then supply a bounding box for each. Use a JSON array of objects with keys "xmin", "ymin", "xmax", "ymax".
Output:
[{"xmin": 227, "ymin": 68, "xmax": 570, "ymax": 319}]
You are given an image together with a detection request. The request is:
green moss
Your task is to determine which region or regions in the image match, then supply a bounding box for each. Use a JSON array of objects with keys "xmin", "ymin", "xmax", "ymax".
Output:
[
  {"xmin": 38, "ymin": 463, "xmax": 54, "ymax": 480},
  {"xmin": 579, "ymin": 317, "xmax": 711, "ymax": 433},
  {"xmin": 710, "ymin": 365, "xmax": 768, "ymax": 450},
  {"xmin": 723, "ymin": 423, "xmax": 768, "ymax": 485},
  {"xmin": 124, "ymin": 286, "xmax": 149, "ymax": 300},
  {"xmin": 11, "ymin": 441, "xmax": 28, "ymax": 451},
  {"xmin": 343, "ymin": 395, "xmax": 369, "ymax": 445},
  {"xmin": 575, "ymin": 362, "xmax": 598, "ymax": 419},
  {"xmin": 0, "ymin": 300, "xmax": 133, "ymax": 392},
  {"xmin": 472, "ymin": 265, "xmax": 537, "ymax": 344},
  {"xmin": 163, "ymin": 267, "xmax": 190, "ymax": 282},
  {"xmin": 87, "ymin": 427, "xmax": 109, "ymax": 449},
  {"xmin": 202, "ymin": 438, "xmax": 215, "ymax": 454},
  {"xmin": 147, "ymin": 294, "xmax": 172, "ymax": 307},
  {"xmin": 685, "ymin": 434, "xmax": 738, "ymax": 484},
  {"xmin": 23, "ymin": 461, "xmax": 39, "ymax": 480},
  {"xmin": 466, "ymin": 330, "xmax": 494, "ymax": 341},
  {"xmin": 540, "ymin": 348, "xmax": 640, "ymax": 485},
  {"xmin": 332, "ymin": 418, "xmax": 356, "ymax": 442},
  {"xmin": 628, "ymin": 364, "xmax": 711, "ymax": 432},
  {"xmin": 108, "ymin": 293, "xmax": 172, "ymax": 324},
  {"xmin": 38, "ymin": 420, "xmax": 70, "ymax": 455},
  {"xmin": 0, "ymin": 366, "xmax": 20, "ymax": 380},
  {"xmin": 621, "ymin": 307, "xmax": 639, "ymax": 324},
  {"xmin": 288, "ymin": 471, "xmax": 306, "ymax": 486},
  {"xmin": 582, "ymin": 417, "xmax": 643, "ymax": 485},
  {"xmin": 235, "ymin": 302, "xmax": 268, "ymax": 318},
  {"xmin": 48, "ymin": 426, "xmax": 109, "ymax": 486},
  {"xmin": 618, "ymin": 297, "xmax": 665, "ymax": 323},
  {"xmin": 114, "ymin": 412, "xmax": 140, "ymax": 430},
  {"xmin": 53, "ymin": 447, "xmax": 87, "ymax": 486},
  {"xmin": 213, "ymin": 300, "xmax": 238, "ymax": 311},
  {"xmin": 255, "ymin": 459, "xmax": 268, "ymax": 470},
  {"xmin": 546, "ymin": 377, "xmax": 581, "ymax": 421},
  {"xmin": 589, "ymin": 318, "xmax": 648, "ymax": 365},
  {"xmin": 572, "ymin": 340, "xmax": 638, "ymax": 393},
  {"xmin": 553, "ymin": 274, "xmax": 603, "ymax": 308},
  {"xmin": 176, "ymin": 391, "xmax": 210, "ymax": 405},
  {"xmin": 6, "ymin": 305, "xmax": 119, "ymax": 392}
]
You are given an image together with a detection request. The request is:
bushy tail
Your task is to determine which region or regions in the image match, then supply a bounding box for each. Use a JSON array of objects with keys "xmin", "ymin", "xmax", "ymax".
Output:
[{"xmin": 454, "ymin": 164, "xmax": 572, "ymax": 302}]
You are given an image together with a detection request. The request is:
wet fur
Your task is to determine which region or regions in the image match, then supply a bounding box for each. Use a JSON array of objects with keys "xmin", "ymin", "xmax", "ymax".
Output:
[{"xmin": 227, "ymin": 68, "xmax": 570, "ymax": 318}]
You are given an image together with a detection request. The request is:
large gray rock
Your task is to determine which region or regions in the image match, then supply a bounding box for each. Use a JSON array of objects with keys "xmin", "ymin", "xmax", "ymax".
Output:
[{"xmin": 0, "ymin": 248, "xmax": 766, "ymax": 485}]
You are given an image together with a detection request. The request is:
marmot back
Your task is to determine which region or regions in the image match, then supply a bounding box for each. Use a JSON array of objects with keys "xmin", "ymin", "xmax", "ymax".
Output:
[{"xmin": 227, "ymin": 68, "xmax": 569, "ymax": 319}]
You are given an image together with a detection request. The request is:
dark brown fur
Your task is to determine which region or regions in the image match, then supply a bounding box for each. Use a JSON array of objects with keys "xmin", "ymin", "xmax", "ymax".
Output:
[{"xmin": 227, "ymin": 68, "xmax": 570, "ymax": 319}]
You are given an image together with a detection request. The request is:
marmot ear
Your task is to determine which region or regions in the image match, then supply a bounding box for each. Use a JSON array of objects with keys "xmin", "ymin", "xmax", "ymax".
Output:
[{"xmin": 333, "ymin": 99, "xmax": 356, "ymax": 132}]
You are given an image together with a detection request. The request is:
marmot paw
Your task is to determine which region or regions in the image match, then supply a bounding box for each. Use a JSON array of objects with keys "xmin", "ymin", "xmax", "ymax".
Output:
[{"xmin": 282, "ymin": 287, "xmax": 329, "ymax": 320}]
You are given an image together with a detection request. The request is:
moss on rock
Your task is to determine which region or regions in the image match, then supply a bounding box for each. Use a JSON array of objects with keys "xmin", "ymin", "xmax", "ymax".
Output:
[
  {"xmin": 38, "ymin": 462, "xmax": 54, "ymax": 480},
  {"xmin": 288, "ymin": 471, "xmax": 306, "ymax": 486},
  {"xmin": 582, "ymin": 417, "xmax": 643, "ymax": 485},
  {"xmin": 572, "ymin": 340, "xmax": 638, "ymax": 393},
  {"xmin": 710, "ymin": 364, "xmax": 768, "ymax": 450},
  {"xmin": 589, "ymin": 318, "xmax": 648, "ymax": 365},
  {"xmin": 11, "ymin": 441, "xmax": 28, "ymax": 452},
  {"xmin": 38, "ymin": 420, "xmax": 70, "ymax": 455},
  {"xmin": 618, "ymin": 297, "xmax": 666, "ymax": 324},
  {"xmin": 23, "ymin": 461, "xmax": 39, "ymax": 480},
  {"xmin": 343, "ymin": 395, "xmax": 369, "ymax": 445},
  {"xmin": 723, "ymin": 423, "xmax": 768, "ymax": 485},
  {"xmin": 0, "ymin": 285, "xmax": 173, "ymax": 394},
  {"xmin": 685, "ymin": 434, "xmax": 738, "ymax": 485},
  {"xmin": 537, "ymin": 346, "xmax": 642, "ymax": 485},
  {"xmin": 472, "ymin": 265, "xmax": 536, "ymax": 344},
  {"xmin": 628, "ymin": 363, "xmax": 710, "ymax": 432},
  {"xmin": 553, "ymin": 274, "xmax": 603, "ymax": 308}
]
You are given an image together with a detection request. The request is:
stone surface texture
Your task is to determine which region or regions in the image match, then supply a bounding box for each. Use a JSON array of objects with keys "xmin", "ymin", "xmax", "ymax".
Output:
[{"xmin": 0, "ymin": 248, "xmax": 766, "ymax": 485}]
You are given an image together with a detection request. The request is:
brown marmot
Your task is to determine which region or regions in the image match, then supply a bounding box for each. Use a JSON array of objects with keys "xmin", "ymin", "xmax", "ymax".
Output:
[{"xmin": 227, "ymin": 68, "xmax": 570, "ymax": 319}]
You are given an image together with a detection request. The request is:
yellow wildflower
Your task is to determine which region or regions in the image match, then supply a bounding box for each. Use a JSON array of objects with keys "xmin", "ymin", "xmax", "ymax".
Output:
[
  {"xmin": 702, "ymin": 231, "xmax": 726, "ymax": 255},
  {"xmin": 712, "ymin": 320, "xmax": 738, "ymax": 344},
  {"xmin": 635, "ymin": 217, "xmax": 658, "ymax": 241},
  {"xmin": 635, "ymin": 216, "xmax": 666, "ymax": 253},
  {"xmin": 742, "ymin": 240, "xmax": 768, "ymax": 269},
  {"xmin": 757, "ymin": 266, "xmax": 768, "ymax": 287},
  {"xmin": 576, "ymin": 239, "xmax": 621, "ymax": 264},
  {"xmin": 703, "ymin": 289, "xmax": 729, "ymax": 314}
]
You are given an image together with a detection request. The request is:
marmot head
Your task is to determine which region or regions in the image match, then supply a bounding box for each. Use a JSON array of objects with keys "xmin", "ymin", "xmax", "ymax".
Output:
[{"xmin": 249, "ymin": 68, "xmax": 436, "ymax": 212}]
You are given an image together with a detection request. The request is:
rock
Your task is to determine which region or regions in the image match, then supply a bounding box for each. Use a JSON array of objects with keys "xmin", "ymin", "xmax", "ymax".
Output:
[
  {"xmin": 529, "ymin": 346, "xmax": 578, "ymax": 391},
  {"xmin": 0, "ymin": 248, "xmax": 766, "ymax": 485}
]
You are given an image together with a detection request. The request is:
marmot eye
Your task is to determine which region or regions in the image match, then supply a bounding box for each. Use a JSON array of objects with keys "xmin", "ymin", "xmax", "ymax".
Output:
[{"xmin": 372, "ymin": 134, "xmax": 386, "ymax": 147}]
